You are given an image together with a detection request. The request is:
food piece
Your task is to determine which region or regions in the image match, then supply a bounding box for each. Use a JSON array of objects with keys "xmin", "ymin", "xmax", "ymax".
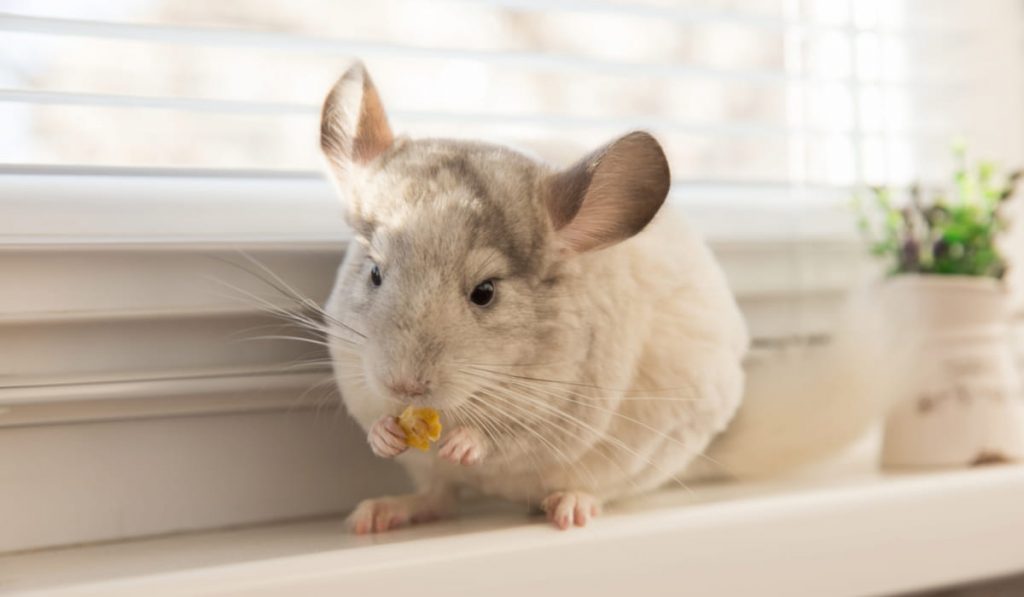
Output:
[{"xmin": 398, "ymin": 406, "xmax": 442, "ymax": 451}]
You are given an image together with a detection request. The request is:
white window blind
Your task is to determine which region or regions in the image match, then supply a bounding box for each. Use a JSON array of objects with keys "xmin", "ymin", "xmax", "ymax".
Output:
[{"xmin": 3, "ymin": 0, "xmax": 1023, "ymax": 187}]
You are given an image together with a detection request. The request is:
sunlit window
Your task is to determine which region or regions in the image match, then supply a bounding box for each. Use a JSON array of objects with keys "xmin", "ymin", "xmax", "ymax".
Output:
[{"xmin": 4, "ymin": 0, "xmax": 1022, "ymax": 194}]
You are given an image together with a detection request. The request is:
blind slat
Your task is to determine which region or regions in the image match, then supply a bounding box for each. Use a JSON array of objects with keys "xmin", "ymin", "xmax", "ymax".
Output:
[
  {"xmin": 0, "ymin": 12, "xmax": 971, "ymax": 88},
  {"xmin": 0, "ymin": 88, "xmax": 974, "ymax": 140},
  {"xmin": 460, "ymin": 0, "xmax": 1020, "ymax": 38}
]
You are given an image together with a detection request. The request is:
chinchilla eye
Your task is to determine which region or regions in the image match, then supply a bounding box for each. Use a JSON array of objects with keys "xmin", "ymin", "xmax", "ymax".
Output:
[
  {"xmin": 469, "ymin": 280, "xmax": 495, "ymax": 306},
  {"xmin": 370, "ymin": 264, "xmax": 383, "ymax": 287}
]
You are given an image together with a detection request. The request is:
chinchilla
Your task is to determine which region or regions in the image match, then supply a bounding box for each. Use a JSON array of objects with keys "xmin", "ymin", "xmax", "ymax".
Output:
[{"xmin": 318, "ymin": 62, "xmax": 903, "ymax": 532}]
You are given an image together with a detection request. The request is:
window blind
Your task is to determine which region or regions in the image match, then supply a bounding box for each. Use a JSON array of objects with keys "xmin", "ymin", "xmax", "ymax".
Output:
[{"xmin": 3, "ymin": 0, "xmax": 1022, "ymax": 188}]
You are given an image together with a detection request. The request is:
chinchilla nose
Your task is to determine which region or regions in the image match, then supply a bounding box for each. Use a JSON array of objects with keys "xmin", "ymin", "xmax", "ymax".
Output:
[{"xmin": 386, "ymin": 378, "xmax": 429, "ymax": 399}]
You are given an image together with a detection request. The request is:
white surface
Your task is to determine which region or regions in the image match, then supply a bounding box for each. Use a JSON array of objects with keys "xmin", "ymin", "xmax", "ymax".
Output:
[
  {"xmin": 3, "ymin": 465, "xmax": 1024, "ymax": 597},
  {"xmin": 0, "ymin": 172, "xmax": 345, "ymax": 242},
  {"xmin": 0, "ymin": 372, "xmax": 327, "ymax": 426},
  {"xmin": 0, "ymin": 410, "xmax": 409, "ymax": 553}
]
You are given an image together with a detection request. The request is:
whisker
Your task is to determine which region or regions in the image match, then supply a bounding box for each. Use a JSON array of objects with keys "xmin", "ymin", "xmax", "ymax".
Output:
[
  {"xmin": 215, "ymin": 253, "xmax": 338, "ymax": 325},
  {"xmin": 208, "ymin": 279, "xmax": 352, "ymax": 348},
  {"xmin": 465, "ymin": 374, "xmax": 640, "ymax": 487},
  {"xmin": 236, "ymin": 334, "xmax": 335, "ymax": 348},
  {"xmin": 207, "ymin": 254, "xmax": 368, "ymax": 341},
  {"xmin": 451, "ymin": 378, "xmax": 580, "ymax": 479},
  {"xmin": 450, "ymin": 358, "xmax": 578, "ymax": 369},
  {"xmin": 450, "ymin": 388, "xmax": 549, "ymax": 479},
  {"xmin": 465, "ymin": 364, "xmax": 699, "ymax": 396},
  {"xmin": 472, "ymin": 387, "xmax": 589, "ymax": 486},
  {"xmin": 486, "ymin": 371, "xmax": 732, "ymax": 476},
  {"xmin": 276, "ymin": 360, "xmax": 338, "ymax": 372},
  {"xmin": 464, "ymin": 369, "xmax": 695, "ymax": 494},
  {"xmin": 287, "ymin": 373, "xmax": 340, "ymax": 414},
  {"xmin": 469, "ymin": 378, "xmax": 639, "ymax": 489}
]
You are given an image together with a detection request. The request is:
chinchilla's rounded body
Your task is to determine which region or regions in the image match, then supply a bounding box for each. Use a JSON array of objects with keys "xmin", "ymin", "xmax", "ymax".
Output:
[{"xmin": 319, "ymin": 62, "xmax": 749, "ymax": 531}]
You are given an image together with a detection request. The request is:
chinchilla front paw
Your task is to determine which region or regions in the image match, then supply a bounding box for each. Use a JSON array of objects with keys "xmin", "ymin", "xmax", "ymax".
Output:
[
  {"xmin": 367, "ymin": 415, "xmax": 409, "ymax": 458},
  {"xmin": 436, "ymin": 426, "xmax": 487, "ymax": 465}
]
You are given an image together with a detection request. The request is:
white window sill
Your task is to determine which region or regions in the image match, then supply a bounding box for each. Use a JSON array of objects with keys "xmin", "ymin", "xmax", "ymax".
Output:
[{"xmin": 4, "ymin": 464, "xmax": 1024, "ymax": 596}]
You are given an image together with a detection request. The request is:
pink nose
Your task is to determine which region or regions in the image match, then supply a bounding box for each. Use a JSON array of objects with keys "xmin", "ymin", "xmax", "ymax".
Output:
[{"xmin": 386, "ymin": 379, "xmax": 429, "ymax": 398}]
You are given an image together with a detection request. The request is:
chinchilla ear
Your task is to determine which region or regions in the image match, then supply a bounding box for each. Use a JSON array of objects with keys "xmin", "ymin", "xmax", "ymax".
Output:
[
  {"xmin": 320, "ymin": 61, "xmax": 394, "ymax": 187},
  {"xmin": 543, "ymin": 131, "xmax": 671, "ymax": 254}
]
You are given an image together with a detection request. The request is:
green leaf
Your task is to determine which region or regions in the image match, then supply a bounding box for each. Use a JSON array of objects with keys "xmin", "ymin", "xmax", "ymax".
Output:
[{"xmin": 851, "ymin": 142, "xmax": 1015, "ymax": 278}]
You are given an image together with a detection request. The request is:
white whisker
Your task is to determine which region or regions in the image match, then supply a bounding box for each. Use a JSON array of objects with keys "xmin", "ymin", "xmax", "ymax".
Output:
[{"xmin": 463, "ymin": 368, "xmax": 696, "ymax": 493}]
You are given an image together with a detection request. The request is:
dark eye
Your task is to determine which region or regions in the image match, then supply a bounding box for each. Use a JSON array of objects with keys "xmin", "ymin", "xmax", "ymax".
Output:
[
  {"xmin": 469, "ymin": 280, "xmax": 495, "ymax": 306},
  {"xmin": 370, "ymin": 264, "xmax": 383, "ymax": 287}
]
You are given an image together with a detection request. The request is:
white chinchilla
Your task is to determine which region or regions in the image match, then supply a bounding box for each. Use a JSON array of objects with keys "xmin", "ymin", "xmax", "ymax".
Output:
[{"xmin": 319, "ymin": 62, "xmax": 897, "ymax": 533}]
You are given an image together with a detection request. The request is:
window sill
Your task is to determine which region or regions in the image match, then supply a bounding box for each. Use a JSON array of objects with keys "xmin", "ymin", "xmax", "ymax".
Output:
[
  {"xmin": 0, "ymin": 169, "xmax": 880, "ymax": 553},
  {"xmin": 4, "ymin": 464, "xmax": 1023, "ymax": 596}
]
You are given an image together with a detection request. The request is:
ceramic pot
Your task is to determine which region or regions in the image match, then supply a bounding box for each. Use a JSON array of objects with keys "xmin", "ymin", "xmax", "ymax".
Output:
[{"xmin": 881, "ymin": 275, "xmax": 1024, "ymax": 468}]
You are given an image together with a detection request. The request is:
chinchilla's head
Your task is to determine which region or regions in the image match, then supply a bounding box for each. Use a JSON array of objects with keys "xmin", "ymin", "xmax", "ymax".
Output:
[{"xmin": 319, "ymin": 61, "xmax": 670, "ymax": 413}]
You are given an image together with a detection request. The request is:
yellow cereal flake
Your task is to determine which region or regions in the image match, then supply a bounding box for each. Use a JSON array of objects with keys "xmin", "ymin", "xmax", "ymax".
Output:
[{"xmin": 398, "ymin": 406, "xmax": 442, "ymax": 451}]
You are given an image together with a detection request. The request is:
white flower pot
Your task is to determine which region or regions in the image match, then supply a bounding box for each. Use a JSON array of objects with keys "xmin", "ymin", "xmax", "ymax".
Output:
[{"xmin": 881, "ymin": 275, "xmax": 1024, "ymax": 469}]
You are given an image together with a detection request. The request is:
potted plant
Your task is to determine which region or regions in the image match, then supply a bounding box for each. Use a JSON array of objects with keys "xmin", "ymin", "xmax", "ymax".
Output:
[{"xmin": 856, "ymin": 145, "xmax": 1024, "ymax": 468}]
